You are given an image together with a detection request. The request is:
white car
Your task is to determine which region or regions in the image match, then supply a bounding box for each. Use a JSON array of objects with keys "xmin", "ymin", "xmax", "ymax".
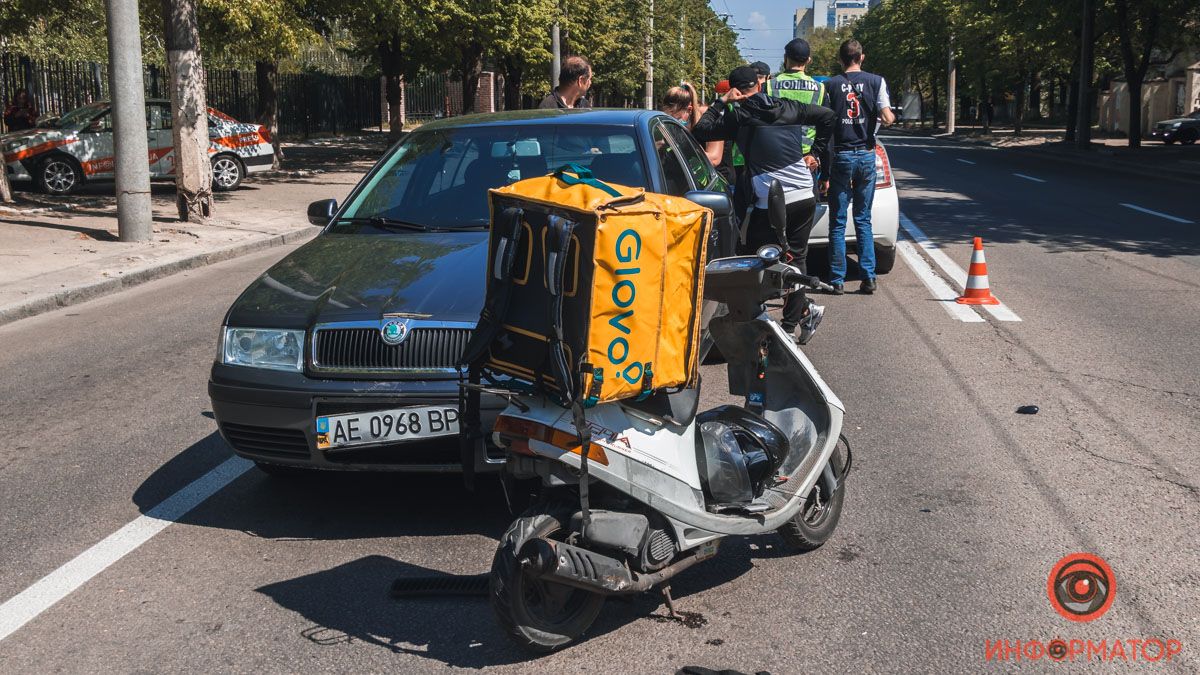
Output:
[
  {"xmin": 808, "ymin": 144, "xmax": 899, "ymax": 274},
  {"xmin": 2, "ymin": 99, "xmax": 274, "ymax": 195}
]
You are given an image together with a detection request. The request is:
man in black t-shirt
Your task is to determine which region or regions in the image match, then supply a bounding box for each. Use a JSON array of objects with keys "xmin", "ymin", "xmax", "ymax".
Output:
[
  {"xmin": 823, "ymin": 40, "xmax": 895, "ymax": 295},
  {"xmin": 538, "ymin": 56, "xmax": 593, "ymax": 110}
]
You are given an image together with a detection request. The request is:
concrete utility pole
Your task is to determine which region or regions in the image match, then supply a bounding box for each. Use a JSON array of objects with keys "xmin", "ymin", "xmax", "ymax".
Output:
[
  {"xmin": 105, "ymin": 0, "xmax": 152, "ymax": 242},
  {"xmin": 551, "ymin": 22, "xmax": 561, "ymax": 87},
  {"xmin": 162, "ymin": 0, "xmax": 212, "ymax": 221},
  {"xmin": 1075, "ymin": 0, "xmax": 1095, "ymax": 150},
  {"xmin": 644, "ymin": 0, "xmax": 654, "ymax": 110},
  {"xmin": 947, "ymin": 35, "xmax": 956, "ymax": 134}
]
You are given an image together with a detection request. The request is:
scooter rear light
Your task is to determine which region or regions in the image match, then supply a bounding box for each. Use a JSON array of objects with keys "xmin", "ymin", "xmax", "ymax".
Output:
[
  {"xmin": 493, "ymin": 415, "xmax": 609, "ymax": 464},
  {"xmin": 875, "ymin": 145, "xmax": 893, "ymax": 189}
]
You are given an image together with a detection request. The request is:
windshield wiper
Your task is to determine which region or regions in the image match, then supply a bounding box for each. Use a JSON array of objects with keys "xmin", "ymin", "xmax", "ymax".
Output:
[{"xmin": 335, "ymin": 216, "xmax": 432, "ymax": 232}]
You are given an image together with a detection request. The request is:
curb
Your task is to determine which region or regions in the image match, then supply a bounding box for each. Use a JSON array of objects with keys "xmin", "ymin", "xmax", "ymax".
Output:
[{"xmin": 0, "ymin": 228, "xmax": 319, "ymax": 328}]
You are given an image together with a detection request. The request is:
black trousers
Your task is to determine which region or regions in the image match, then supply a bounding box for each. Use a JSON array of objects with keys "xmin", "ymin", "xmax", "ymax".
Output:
[{"xmin": 745, "ymin": 196, "xmax": 817, "ymax": 331}]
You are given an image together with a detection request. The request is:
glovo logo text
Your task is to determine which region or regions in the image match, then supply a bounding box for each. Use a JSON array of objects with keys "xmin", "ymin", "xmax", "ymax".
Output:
[{"xmin": 606, "ymin": 228, "xmax": 645, "ymax": 385}]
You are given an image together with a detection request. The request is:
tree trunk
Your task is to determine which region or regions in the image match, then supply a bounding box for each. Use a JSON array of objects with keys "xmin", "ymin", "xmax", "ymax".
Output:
[
  {"xmin": 1115, "ymin": 0, "xmax": 1158, "ymax": 149},
  {"xmin": 979, "ymin": 73, "xmax": 990, "ymax": 133},
  {"xmin": 930, "ymin": 75, "xmax": 940, "ymax": 129},
  {"xmin": 0, "ymin": 165, "xmax": 12, "ymax": 203},
  {"xmin": 1125, "ymin": 78, "xmax": 1143, "ymax": 147},
  {"xmin": 255, "ymin": 60, "xmax": 282, "ymax": 168},
  {"xmin": 1014, "ymin": 69, "xmax": 1027, "ymax": 135},
  {"xmin": 161, "ymin": 0, "xmax": 212, "ymax": 222},
  {"xmin": 460, "ymin": 43, "xmax": 484, "ymax": 115},
  {"xmin": 1029, "ymin": 70, "xmax": 1042, "ymax": 120},
  {"xmin": 379, "ymin": 39, "xmax": 404, "ymax": 142},
  {"xmin": 502, "ymin": 57, "xmax": 524, "ymax": 111}
]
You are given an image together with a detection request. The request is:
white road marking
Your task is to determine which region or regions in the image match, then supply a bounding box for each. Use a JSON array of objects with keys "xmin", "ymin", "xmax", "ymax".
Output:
[
  {"xmin": 1013, "ymin": 173, "xmax": 1046, "ymax": 183},
  {"xmin": 0, "ymin": 456, "xmax": 252, "ymax": 642},
  {"xmin": 898, "ymin": 213, "xmax": 1022, "ymax": 322},
  {"xmin": 956, "ymin": 159, "xmax": 976, "ymax": 165},
  {"xmin": 896, "ymin": 240, "xmax": 984, "ymax": 322},
  {"xmin": 1119, "ymin": 203, "xmax": 1194, "ymax": 224},
  {"xmin": 921, "ymin": 149, "xmax": 935, "ymax": 155}
]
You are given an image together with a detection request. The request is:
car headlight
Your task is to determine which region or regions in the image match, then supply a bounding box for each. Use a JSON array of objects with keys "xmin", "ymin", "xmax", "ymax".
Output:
[
  {"xmin": 1172, "ymin": 122, "xmax": 1183, "ymax": 128},
  {"xmin": 221, "ymin": 327, "xmax": 305, "ymax": 371}
]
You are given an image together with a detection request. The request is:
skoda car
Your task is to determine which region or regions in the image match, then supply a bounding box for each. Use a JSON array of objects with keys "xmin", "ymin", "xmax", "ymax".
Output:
[
  {"xmin": 208, "ymin": 109, "xmax": 737, "ymax": 475},
  {"xmin": 1150, "ymin": 110, "xmax": 1200, "ymax": 145},
  {"xmin": 807, "ymin": 143, "xmax": 900, "ymax": 275},
  {"xmin": 1, "ymin": 99, "xmax": 273, "ymax": 195}
]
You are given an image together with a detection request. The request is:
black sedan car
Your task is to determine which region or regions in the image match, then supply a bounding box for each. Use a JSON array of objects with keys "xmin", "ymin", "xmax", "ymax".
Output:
[
  {"xmin": 209, "ymin": 109, "xmax": 736, "ymax": 474},
  {"xmin": 1150, "ymin": 110, "xmax": 1200, "ymax": 145}
]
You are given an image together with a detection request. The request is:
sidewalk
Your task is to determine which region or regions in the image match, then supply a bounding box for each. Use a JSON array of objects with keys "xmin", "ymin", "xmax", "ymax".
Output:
[
  {"xmin": 0, "ymin": 134, "xmax": 390, "ymax": 326},
  {"xmin": 890, "ymin": 125, "xmax": 1200, "ymax": 185}
]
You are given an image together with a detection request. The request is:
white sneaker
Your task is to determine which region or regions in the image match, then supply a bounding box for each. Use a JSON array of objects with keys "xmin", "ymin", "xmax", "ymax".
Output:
[{"xmin": 797, "ymin": 303, "xmax": 824, "ymax": 345}]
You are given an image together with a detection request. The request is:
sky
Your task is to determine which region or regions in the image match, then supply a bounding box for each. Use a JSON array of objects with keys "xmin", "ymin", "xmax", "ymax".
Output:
[{"xmin": 708, "ymin": 0, "xmax": 806, "ymax": 65}]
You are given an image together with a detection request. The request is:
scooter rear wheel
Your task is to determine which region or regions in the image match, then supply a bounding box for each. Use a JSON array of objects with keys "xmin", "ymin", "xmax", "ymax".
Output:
[
  {"xmin": 778, "ymin": 438, "xmax": 850, "ymax": 552},
  {"xmin": 489, "ymin": 503, "xmax": 606, "ymax": 652}
]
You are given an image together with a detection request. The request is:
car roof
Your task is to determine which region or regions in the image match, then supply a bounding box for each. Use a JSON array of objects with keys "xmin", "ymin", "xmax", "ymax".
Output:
[{"xmin": 416, "ymin": 108, "xmax": 666, "ymax": 132}]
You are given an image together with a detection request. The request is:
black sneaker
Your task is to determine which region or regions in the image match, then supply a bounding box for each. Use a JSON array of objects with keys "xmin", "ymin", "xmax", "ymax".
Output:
[
  {"xmin": 830, "ymin": 282, "xmax": 844, "ymax": 295},
  {"xmin": 860, "ymin": 278, "xmax": 877, "ymax": 294}
]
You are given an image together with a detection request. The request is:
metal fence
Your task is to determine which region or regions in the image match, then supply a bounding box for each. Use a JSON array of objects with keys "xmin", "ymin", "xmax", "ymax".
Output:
[{"xmin": 1, "ymin": 52, "xmax": 381, "ymax": 136}]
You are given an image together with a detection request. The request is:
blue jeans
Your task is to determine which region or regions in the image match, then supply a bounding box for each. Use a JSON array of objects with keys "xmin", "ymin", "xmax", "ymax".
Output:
[{"xmin": 828, "ymin": 149, "xmax": 878, "ymax": 284}]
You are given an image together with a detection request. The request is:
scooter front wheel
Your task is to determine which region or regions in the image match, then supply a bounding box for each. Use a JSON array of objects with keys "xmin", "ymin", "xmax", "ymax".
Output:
[
  {"xmin": 778, "ymin": 437, "xmax": 850, "ymax": 552},
  {"xmin": 489, "ymin": 503, "xmax": 606, "ymax": 652}
]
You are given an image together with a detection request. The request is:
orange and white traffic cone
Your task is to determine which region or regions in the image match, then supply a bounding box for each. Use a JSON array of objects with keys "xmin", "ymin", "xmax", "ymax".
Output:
[{"xmin": 956, "ymin": 237, "xmax": 1001, "ymax": 305}]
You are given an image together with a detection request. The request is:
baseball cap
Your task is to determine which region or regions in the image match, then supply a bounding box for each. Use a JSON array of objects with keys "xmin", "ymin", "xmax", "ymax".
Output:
[
  {"xmin": 785, "ymin": 38, "xmax": 811, "ymax": 62},
  {"xmin": 751, "ymin": 61, "xmax": 771, "ymax": 78},
  {"xmin": 728, "ymin": 66, "xmax": 759, "ymax": 91},
  {"xmin": 714, "ymin": 79, "xmax": 731, "ymax": 95}
]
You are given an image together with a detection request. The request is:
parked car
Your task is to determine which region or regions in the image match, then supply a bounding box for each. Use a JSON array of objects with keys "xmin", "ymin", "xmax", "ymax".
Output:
[
  {"xmin": 1150, "ymin": 110, "xmax": 1200, "ymax": 145},
  {"xmin": 1, "ymin": 99, "xmax": 273, "ymax": 195},
  {"xmin": 208, "ymin": 109, "xmax": 738, "ymax": 475},
  {"xmin": 807, "ymin": 143, "xmax": 901, "ymax": 274}
]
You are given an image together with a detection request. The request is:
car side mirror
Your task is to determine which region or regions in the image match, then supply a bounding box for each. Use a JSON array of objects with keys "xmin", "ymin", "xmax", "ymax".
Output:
[
  {"xmin": 307, "ymin": 198, "xmax": 337, "ymax": 226},
  {"xmin": 684, "ymin": 190, "xmax": 733, "ymax": 219}
]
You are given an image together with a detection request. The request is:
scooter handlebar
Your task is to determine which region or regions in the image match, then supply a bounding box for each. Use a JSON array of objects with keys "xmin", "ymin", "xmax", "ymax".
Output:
[{"xmin": 781, "ymin": 269, "xmax": 834, "ymax": 293}]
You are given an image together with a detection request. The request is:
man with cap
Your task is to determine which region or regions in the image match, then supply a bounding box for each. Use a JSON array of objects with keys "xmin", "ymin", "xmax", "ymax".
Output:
[
  {"xmin": 766, "ymin": 39, "xmax": 828, "ymax": 157},
  {"xmin": 693, "ymin": 64, "xmax": 836, "ymax": 345},
  {"xmin": 751, "ymin": 62, "xmax": 772, "ymax": 87}
]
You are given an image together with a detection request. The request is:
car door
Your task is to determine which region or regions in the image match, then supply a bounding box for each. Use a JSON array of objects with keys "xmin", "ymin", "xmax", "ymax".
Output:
[
  {"xmin": 146, "ymin": 103, "xmax": 174, "ymax": 176},
  {"xmin": 656, "ymin": 119, "xmax": 738, "ymax": 259},
  {"xmin": 75, "ymin": 109, "xmax": 116, "ymax": 179}
]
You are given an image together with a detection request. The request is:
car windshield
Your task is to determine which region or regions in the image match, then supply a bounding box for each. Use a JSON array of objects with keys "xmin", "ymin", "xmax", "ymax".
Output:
[
  {"xmin": 335, "ymin": 123, "xmax": 645, "ymax": 232},
  {"xmin": 53, "ymin": 102, "xmax": 109, "ymax": 131}
]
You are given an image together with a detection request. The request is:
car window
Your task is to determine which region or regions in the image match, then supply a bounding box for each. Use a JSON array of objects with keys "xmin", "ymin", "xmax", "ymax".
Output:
[
  {"xmin": 146, "ymin": 105, "xmax": 172, "ymax": 130},
  {"xmin": 649, "ymin": 120, "xmax": 691, "ymax": 195},
  {"xmin": 662, "ymin": 121, "xmax": 713, "ymax": 189},
  {"xmin": 340, "ymin": 124, "xmax": 645, "ymax": 231}
]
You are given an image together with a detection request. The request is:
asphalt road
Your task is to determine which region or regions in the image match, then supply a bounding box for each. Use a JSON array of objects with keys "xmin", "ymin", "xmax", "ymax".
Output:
[{"xmin": 1, "ymin": 135, "xmax": 1197, "ymax": 673}]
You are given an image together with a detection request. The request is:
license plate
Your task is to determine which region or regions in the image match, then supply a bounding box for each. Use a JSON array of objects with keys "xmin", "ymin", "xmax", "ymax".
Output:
[{"xmin": 315, "ymin": 406, "xmax": 460, "ymax": 450}]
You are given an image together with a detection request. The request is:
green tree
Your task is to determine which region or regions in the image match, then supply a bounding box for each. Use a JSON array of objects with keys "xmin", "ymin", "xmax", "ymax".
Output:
[{"xmin": 1111, "ymin": 0, "xmax": 1200, "ymax": 147}]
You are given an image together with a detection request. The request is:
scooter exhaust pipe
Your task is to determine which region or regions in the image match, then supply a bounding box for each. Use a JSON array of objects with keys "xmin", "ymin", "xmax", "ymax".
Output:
[{"xmin": 519, "ymin": 538, "xmax": 718, "ymax": 595}]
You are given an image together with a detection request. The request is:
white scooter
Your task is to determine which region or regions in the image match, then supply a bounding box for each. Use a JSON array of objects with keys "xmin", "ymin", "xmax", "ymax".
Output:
[{"xmin": 482, "ymin": 241, "xmax": 851, "ymax": 652}]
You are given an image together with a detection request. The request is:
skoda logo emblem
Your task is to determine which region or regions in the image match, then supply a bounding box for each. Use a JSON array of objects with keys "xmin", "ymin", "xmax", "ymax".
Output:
[{"xmin": 380, "ymin": 318, "xmax": 410, "ymax": 346}]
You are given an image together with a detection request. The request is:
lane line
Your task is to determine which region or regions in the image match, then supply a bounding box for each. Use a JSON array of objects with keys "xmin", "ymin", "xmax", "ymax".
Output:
[
  {"xmin": 956, "ymin": 159, "xmax": 976, "ymax": 165},
  {"xmin": 898, "ymin": 213, "xmax": 1022, "ymax": 322},
  {"xmin": 1119, "ymin": 203, "xmax": 1194, "ymax": 224},
  {"xmin": 0, "ymin": 456, "xmax": 252, "ymax": 642},
  {"xmin": 921, "ymin": 149, "xmax": 935, "ymax": 155},
  {"xmin": 896, "ymin": 240, "xmax": 984, "ymax": 322},
  {"xmin": 1013, "ymin": 173, "xmax": 1046, "ymax": 183}
]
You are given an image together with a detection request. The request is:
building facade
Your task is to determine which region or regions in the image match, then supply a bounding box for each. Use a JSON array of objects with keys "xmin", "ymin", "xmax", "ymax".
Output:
[
  {"xmin": 835, "ymin": 1, "xmax": 869, "ymax": 28},
  {"xmin": 794, "ymin": 7, "xmax": 815, "ymax": 40}
]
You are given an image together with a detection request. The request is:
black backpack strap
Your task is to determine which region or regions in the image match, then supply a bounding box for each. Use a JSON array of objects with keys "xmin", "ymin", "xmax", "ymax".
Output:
[
  {"xmin": 545, "ymin": 214, "xmax": 578, "ymax": 404},
  {"xmin": 460, "ymin": 206, "xmax": 524, "ymax": 368}
]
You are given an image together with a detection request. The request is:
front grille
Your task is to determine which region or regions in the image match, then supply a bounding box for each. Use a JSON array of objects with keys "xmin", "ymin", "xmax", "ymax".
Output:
[
  {"xmin": 312, "ymin": 326, "xmax": 472, "ymax": 373},
  {"xmin": 221, "ymin": 423, "xmax": 310, "ymax": 459}
]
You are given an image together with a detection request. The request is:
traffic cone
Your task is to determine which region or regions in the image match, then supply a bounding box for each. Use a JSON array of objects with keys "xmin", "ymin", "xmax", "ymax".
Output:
[{"xmin": 956, "ymin": 237, "xmax": 1001, "ymax": 305}]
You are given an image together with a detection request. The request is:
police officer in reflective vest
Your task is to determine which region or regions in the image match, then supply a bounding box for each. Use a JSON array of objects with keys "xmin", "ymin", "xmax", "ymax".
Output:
[{"xmin": 766, "ymin": 39, "xmax": 828, "ymax": 157}]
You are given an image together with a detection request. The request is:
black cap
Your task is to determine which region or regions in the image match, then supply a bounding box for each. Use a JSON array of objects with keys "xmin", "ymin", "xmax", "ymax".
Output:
[
  {"xmin": 751, "ymin": 61, "xmax": 771, "ymax": 78},
  {"xmin": 728, "ymin": 65, "xmax": 760, "ymax": 90},
  {"xmin": 785, "ymin": 38, "xmax": 811, "ymax": 63}
]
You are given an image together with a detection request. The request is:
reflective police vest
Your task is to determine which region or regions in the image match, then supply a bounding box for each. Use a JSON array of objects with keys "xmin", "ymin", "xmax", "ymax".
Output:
[{"xmin": 765, "ymin": 72, "xmax": 825, "ymax": 153}]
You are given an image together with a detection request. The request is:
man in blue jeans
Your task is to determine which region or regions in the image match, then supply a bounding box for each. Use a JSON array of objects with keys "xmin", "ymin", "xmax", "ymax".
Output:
[{"xmin": 823, "ymin": 39, "xmax": 895, "ymax": 294}]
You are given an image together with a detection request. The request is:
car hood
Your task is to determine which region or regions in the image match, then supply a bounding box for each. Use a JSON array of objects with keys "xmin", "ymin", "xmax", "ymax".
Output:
[
  {"xmin": 225, "ymin": 231, "xmax": 490, "ymax": 330},
  {"xmin": 1158, "ymin": 117, "xmax": 1197, "ymax": 126},
  {"xmin": 1, "ymin": 128, "xmax": 70, "ymax": 153}
]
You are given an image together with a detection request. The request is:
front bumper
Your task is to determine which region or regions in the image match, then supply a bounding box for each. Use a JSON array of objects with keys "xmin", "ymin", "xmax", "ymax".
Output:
[
  {"xmin": 209, "ymin": 363, "xmax": 506, "ymax": 472},
  {"xmin": 1150, "ymin": 129, "xmax": 1181, "ymax": 142}
]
